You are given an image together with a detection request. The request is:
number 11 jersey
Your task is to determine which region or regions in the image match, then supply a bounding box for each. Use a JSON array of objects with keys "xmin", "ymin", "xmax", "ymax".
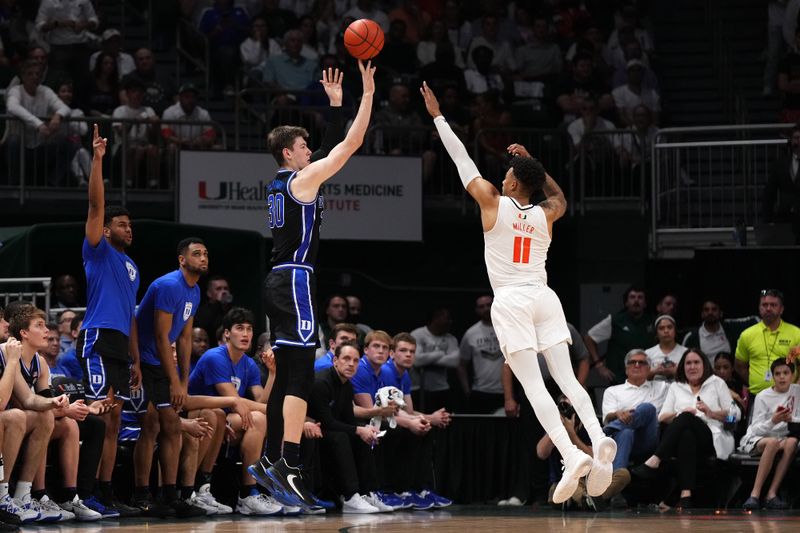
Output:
[
  {"xmin": 266, "ymin": 169, "xmax": 324, "ymax": 268},
  {"xmin": 484, "ymin": 196, "xmax": 550, "ymax": 290}
]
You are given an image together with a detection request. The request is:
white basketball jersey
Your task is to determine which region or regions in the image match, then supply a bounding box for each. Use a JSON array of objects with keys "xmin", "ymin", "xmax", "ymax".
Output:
[{"xmin": 484, "ymin": 196, "xmax": 551, "ymax": 289}]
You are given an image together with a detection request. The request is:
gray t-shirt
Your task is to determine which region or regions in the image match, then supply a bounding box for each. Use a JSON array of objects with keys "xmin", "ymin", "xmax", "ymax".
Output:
[{"xmin": 460, "ymin": 320, "xmax": 504, "ymax": 394}]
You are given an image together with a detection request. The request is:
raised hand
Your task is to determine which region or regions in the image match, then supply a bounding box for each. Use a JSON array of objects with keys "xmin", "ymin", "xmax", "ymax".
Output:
[
  {"xmin": 320, "ymin": 67, "xmax": 343, "ymax": 107},
  {"xmin": 92, "ymin": 124, "xmax": 107, "ymax": 159},
  {"xmin": 357, "ymin": 59, "xmax": 376, "ymax": 96},
  {"xmin": 419, "ymin": 81, "xmax": 442, "ymax": 118},
  {"xmin": 507, "ymin": 143, "xmax": 531, "ymax": 158},
  {"xmin": 3, "ymin": 338, "xmax": 22, "ymax": 363}
]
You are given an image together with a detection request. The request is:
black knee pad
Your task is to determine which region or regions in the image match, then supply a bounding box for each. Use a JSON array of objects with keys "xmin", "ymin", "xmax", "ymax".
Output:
[{"xmin": 276, "ymin": 347, "xmax": 315, "ymax": 401}]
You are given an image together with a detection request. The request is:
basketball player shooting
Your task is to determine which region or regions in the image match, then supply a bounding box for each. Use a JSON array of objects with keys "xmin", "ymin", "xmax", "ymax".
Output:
[
  {"xmin": 248, "ymin": 60, "xmax": 377, "ymax": 511},
  {"xmin": 420, "ymin": 82, "xmax": 617, "ymax": 503}
]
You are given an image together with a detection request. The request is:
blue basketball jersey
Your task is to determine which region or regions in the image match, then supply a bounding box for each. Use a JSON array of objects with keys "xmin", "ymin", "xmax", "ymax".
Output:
[
  {"xmin": 188, "ymin": 345, "xmax": 260, "ymax": 398},
  {"xmin": 136, "ymin": 269, "xmax": 200, "ymax": 367},
  {"xmin": 81, "ymin": 237, "xmax": 139, "ymax": 335},
  {"xmin": 266, "ymin": 169, "xmax": 323, "ymax": 267}
]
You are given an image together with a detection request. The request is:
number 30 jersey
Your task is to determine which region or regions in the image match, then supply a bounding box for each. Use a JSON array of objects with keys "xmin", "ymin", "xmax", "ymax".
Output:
[
  {"xmin": 484, "ymin": 196, "xmax": 550, "ymax": 290},
  {"xmin": 265, "ymin": 169, "xmax": 324, "ymax": 267}
]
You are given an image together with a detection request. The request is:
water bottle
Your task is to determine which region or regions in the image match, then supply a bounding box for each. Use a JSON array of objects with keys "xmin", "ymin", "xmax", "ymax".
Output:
[{"xmin": 724, "ymin": 401, "xmax": 737, "ymax": 431}]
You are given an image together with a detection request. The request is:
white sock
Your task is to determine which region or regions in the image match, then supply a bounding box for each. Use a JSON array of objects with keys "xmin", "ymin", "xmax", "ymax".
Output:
[
  {"xmin": 0, "ymin": 482, "xmax": 8, "ymax": 499},
  {"xmin": 542, "ymin": 342, "xmax": 606, "ymax": 447},
  {"xmin": 13, "ymin": 481, "xmax": 31, "ymax": 501},
  {"xmin": 506, "ymin": 348, "xmax": 577, "ymax": 458}
]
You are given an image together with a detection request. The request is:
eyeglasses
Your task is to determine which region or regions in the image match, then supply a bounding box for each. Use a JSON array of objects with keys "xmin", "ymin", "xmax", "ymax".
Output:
[
  {"xmin": 626, "ymin": 360, "xmax": 649, "ymax": 367},
  {"xmin": 760, "ymin": 289, "xmax": 784, "ymax": 301}
]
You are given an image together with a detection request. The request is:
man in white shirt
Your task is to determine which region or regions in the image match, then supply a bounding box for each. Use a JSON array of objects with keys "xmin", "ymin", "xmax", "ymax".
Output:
[
  {"xmin": 410, "ymin": 308, "xmax": 460, "ymax": 412},
  {"xmin": 682, "ymin": 298, "xmax": 758, "ymax": 361},
  {"xmin": 35, "ymin": 0, "xmax": 99, "ymax": 80},
  {"xmin": 89, "ymin": 29, "xmax": 136, "ymax": 80},
  {"xmin": 611, "ymin": 59, "xmax": 660, "ymax": 126},
  {"xmin": 458, "ymin": 295, "xmax": 504, "ymax": 413},
  {"xmin": 567, "ymin": 96, "xmax": 620, "ymax": 149},
  {"xmin": 6, "ymin": 60, "xmax": 72, "ymax": 185},
  {"xmin": 602, "ymin": 349, "xmax": 668, "ymax": 471},
  {"xmin": 112, "ymin": 77, "xmax": 160, "ymax": 188}
]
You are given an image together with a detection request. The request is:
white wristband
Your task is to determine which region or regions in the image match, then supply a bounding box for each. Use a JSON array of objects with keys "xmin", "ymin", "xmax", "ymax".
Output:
[{"xmin": 433, "ymin": 116, "xmax": 481, "ymax": 189}]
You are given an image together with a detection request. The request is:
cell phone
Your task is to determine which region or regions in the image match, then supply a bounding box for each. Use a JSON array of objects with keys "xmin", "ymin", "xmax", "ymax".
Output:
[
  {"xmin": 376, "ymin": 430, "xmax": 386, "ymax": 438},
  {"xmin": 777, "ymin": 405, "xmax": 789, "ymax": 412}
]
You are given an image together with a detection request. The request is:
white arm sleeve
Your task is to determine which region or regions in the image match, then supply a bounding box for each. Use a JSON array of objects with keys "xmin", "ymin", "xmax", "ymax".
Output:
[{"xmin": 432, "ymin": 115, "xmax": 481, "ymax": 189}]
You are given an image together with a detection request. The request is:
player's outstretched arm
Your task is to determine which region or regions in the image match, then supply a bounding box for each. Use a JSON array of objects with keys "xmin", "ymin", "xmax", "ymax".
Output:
[
  {"xmin": 293, "ymin": 60, "xmax": 376, "ymax": 196},
  {"xmin": 420, "ymin": 82, "xmax": 499, "ymax": 212},
  {"xmin": 86, "ymin": 124, "xmax": 107, "ymax": 247},
  {"xmin": 310, "ymin": 68, "xmax": 345, "ymax": 163}
]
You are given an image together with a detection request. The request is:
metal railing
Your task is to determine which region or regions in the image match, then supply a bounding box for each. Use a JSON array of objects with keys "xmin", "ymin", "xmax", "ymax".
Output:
[
  {"xmin": 0, "ymin": 278, "xmax": 52, "ymax": 316},
  {"xmin": 0, "ymin": 114, "xmax": 226, "ymax": 206},
  {"xmin": 650, "ymin": 123, "xmax": 794, "ymax": 256}
]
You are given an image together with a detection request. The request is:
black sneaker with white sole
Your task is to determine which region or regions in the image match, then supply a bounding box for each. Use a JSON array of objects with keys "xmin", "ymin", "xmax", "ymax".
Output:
[{"xmin": 265, "ymin": 458, "xmax": 319, "ymax": 511}]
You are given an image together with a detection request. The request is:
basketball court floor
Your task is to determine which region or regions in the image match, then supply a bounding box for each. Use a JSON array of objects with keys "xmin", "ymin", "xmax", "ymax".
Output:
[{"xmin": 25, "ymin": 506, "xmax": 800, "ymax": 532}]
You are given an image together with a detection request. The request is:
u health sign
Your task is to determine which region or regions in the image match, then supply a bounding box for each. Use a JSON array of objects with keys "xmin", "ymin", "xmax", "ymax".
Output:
[{"xmin": 179, "ymin": 151, "xmax": 422, "ymax": 241}]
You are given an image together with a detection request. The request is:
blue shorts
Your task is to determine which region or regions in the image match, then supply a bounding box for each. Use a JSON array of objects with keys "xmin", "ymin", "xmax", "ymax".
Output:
[
  {"xmin": 263, "ymin": 266, "xmax": 318, "ymax": 349},
  {"xmin": 78, "ymin": 328, "xmax": 131, "ymax": 401}
]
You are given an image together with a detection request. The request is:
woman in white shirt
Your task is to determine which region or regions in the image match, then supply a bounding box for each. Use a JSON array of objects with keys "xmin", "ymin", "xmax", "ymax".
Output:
[
  {"xmin": 240, "ymin": 16, "xmax": 281, "ymax": 71},
  {"xmin": 739, "ymin": 359, "xmax": 799, "ymax": 510},
  {"xmin": 645, "ymin": 315, "xmax": 686, "ymax": 381},
  {"xmin": 631, "ymin": 349, "xmax": 738, "ymax": 509}
]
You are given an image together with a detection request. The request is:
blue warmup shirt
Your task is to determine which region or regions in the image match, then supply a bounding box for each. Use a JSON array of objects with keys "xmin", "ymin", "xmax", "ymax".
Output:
[
  {"xmin": 81, "ymin": 237, "xmax": 139, "ymax": 335},
  {"xmin": 350, "ymin": 356, "xmax": 384, "ymax": 398},
  {"xmin": 314, "ymin": 350, "xmax": 334, "ymax": 372},
  {"xmin": 380, "ymin": 360, "xmax": 412, "ymax": 395},
  {"xmin": 189, "ymin": 345, "xmax": 260, "ymax": 398},
  {"xmin": 55, "ymin": 349, "xmax": 84, "ymax": 381},
  {"xmin": 136, "ymin": 269, "xmax": 200, "ymax": 366}
]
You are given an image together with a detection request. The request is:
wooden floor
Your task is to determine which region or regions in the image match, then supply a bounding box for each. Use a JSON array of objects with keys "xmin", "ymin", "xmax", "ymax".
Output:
[{"xmin": 23, "ymin": 506, "xmax": 800, "ymax": 532}]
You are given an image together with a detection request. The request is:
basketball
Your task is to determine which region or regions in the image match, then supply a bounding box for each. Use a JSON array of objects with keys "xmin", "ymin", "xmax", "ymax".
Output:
[{"xmin": 344, "ymin": 18, "xmax": 384, "ymax": 60}]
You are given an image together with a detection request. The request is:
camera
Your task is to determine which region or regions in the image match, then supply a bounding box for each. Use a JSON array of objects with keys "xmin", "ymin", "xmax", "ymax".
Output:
[{"xmin": 557, "ymin": 399, "xmax": 576, "ymax": 419}]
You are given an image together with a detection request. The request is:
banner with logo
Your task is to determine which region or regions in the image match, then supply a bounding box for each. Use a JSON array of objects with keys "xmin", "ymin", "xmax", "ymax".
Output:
[{"xmin": 179, "ymin": 151, "xmax": 422, "ymax": 241}]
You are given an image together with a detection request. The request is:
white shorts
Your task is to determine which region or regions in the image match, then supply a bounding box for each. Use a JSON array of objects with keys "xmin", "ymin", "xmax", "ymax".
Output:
[{"xmin": 491, "ymin": 285, "xmax": 571, "ymax": 356}]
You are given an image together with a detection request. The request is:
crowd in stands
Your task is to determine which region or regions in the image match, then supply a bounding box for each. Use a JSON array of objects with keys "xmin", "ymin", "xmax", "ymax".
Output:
[{"xmin": 1, "ymin": 0, "xmax": 666, "ymax": 191}]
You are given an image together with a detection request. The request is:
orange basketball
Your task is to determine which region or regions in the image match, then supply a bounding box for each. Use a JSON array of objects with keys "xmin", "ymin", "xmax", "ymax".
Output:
[{"xmin": 344, "ymin": 18, "xmax": 384, "ymax": 60}]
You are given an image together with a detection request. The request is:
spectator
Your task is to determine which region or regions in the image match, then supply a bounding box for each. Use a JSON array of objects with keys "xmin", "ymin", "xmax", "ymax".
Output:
[
  {"xmin": 253, "ymin": 0, "xmax": 297, "ymax": 41},
  {"xmin": 112, "ymin": 77, "xmax": 161, "ymax": 189},
  {"xmin": 419, "ymin": 42, "xmax": 467, "ymax": 96},
  {"xmin": 612, "ymin": 59, "xmax": 660, "ymax": 126},
  {"xmin": 198, "ymin": 0, "xmax": 250, "ymax": 97},
  {"xmin": 610, "ymin": 39, "xmax": 658, "ymax": 90},
  {"xmin": 458, "ymin": 295, "xmax": 504, "ymax": 414},
  {"xmin": 713, "ymin": 352, "xmax": 747, "ymax": 415},
  {"xmin": 735, "ymin": 289, "xmax": 800, "ymax": 396},
  {"xmin": 6, "ymin": 60, "xmax": 72, "ymax": 186},
  {"xmin": 344, "ymin": 0, "xmax": 390, "ymax": 33},
  {"xmin": 442, "ymin": 0, "xmax": 472, "ymax": 56},
  {"xmin": 633, "ymin": 349, "xmax": 739, "ymax": 509},
  {"xmin": 655, "ymin": 293, "xmax": 678, "ymax": 318},
  {"xmin": 55, "ymin": 313, "xmax": 84, "ymax": 383},
  {"xmin": 606, "ymin": 6, "xmax": 654, "ymax": 57},
  {"xmin": 79, "ymin": 51, "xmax": 121, "ymax": 117},
  {"xmin": 378, "ymin": 332, "xmax": 452, "ymax": 509},
  {"xmin": 645, "ymin": 315, "xmax": 686, "ymax": 382},
  {"xmin": 389, "ymin": 0, "xmax": 431, "ymax": 45},
  {"xmin": 537, "ymin": 395, "xmax": 630, "ymax": 509},
  {"xmin": 51, "ymin": 274, "xmax": 81, "ymax": 308},
  {"xmin": 307, "ymin": 341, "xmax": 386, "ymax": 514},
  {"xmin": 260, "ymin": 29, "xmax": 319, "ymax": 91},
  {"xmin": 566, "ymin": 95, "xmax": 619, "ymax": 149},
  {"xmin": 410, "ymin": 307, "xmax": 460, "ymax": 411},
  {"xmin": 194, "ymin": 275, "xmax": 234, "ymax": 341},
  {"xmin": 739, "ymin": 359, "xmax": 799, "ymax": 510},
  {"xmin": 121, "ymin": 48, "xmax": 175, "ymax": 116},
  {"xmin": 763, "ymin": 123, "xmax": 800, "ymax": 243},
  {"xmin": 314, "ymin": 322, "xmax": 359, "ymax": 372},
  {"xmin": 8, "ymin": 46, "xmax": 61, "ymax": 89},
  {"xmin": 778, "ymin": 27, "xmax": 800, "ymax": 122},
  {"xmin": 55, "ymin": 79, "xmax": 92, "ymax": 185},
  {"xmin": 298, "ymin": 15, "xmax": 325, "ymax": 61},
  {"xmin": 513, "ymin": 14, "xmax": 562, "ymax": 83},
  {"xmin": 617, "ymin": 104, "xmax": 657, "ymax": 177},
  {"xmin": 464, "ymin": 46, "xmax": 505, "ymax": 96},
  {"xmin": 417, "ymin": 20, "xmax": 464, "ymax": 69},
  {"xmin": 682, "ymin": 298, "xmax": 758, "ymax": 360},
  {"xmin": 466, "ymin": 14, "xmax": 515, "ymax": 75},
  {"xmin": 162, "ymin": 83, "xmax": 217, "ymax": 181},
  {"xmin": 35, "ymin": 0, "xmax": 98, "ymax": 80},
  {"xmin": 764, "ymin": 1, "xmax": 787, "ymax": 96},
  {"xmin": 240, "ymin": 16, "xmax": 281, "ymax": 74},
  {"xmin": 190, "ymin": 327, "xmax": 209, "ymax": 371},
  {"xmin": 372, "ymin": 82, "xmax": 424, "ymax": 155},
  {"xmin": 345, "ymin": 295, "xmax": 373, "ymax": 337},
  {"xmin": 585, "ymin": 285, "xmax": 654, "ymax": 385},
  {"xmin": 319, "ymin": 295, "xmax": 351, "ymax": 347},
  {"xmin": 379, "ymin": 19, "xmax": 417, "ymax": 77},
  {"xmin": 88, "ymin": 29, "xmax": 136, "ymax": 80},
  {"xmin": 508, "ymin": 3, "xmax": 534, "ymax": 46},
  {"xmin": 556, "ymin": 52, "xmax": 614, "ymax": 124},
  {"xmin": 56, "ymin": 309, "xmax": 76, "ymax": 355},
  {"xmin": 43, "ymin": 322, "xmax": 61, "ymax": 362},
  {"xmin": 473, "ymin": 90, "xmax": 513, "ymax": 179},
  {"xmin": 602, "ymin": 350, "xmax": 668, "ymax": 485}
]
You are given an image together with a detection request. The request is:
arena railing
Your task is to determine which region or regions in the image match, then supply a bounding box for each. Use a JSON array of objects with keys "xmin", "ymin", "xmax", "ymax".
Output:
[
  {"xmin": 650, "ymin": 123, "xmax": 793, "ymax": 257},
  {"xmin": 0, "ymin": 114, "xmax": 226, "ymax": 206},
  {"xmin": 0, "ymin": 278, "xmax": 52, "ymax": 317}
]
